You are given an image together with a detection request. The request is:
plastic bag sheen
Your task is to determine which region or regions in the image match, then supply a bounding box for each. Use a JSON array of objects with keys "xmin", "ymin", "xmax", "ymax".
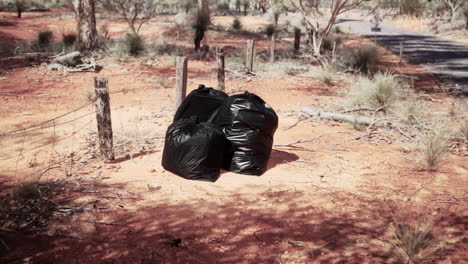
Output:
[
  {"xmin": 161, "ymin": 118, "xmax": 227, "ymax": 182},
  {"xmin": 212, "ymin": 92, "xmax": 278, "ymax": 175},
  {"xmin": 174, "ymin": 84, "xmax": 228, "ymax": 122}
]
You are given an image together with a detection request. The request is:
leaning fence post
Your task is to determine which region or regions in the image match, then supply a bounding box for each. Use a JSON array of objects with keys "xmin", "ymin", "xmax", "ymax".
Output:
[
  {"xmin": 270, "ymin": 33, "xmax": 276, "ymax": 63},
  {"xmin": 245, "ymin": 40, "xmax": 255, "ymax": 73},
  {"xmin": 216, "ymin": 47, "xmax": 225, "ymax": 91},
  {"xmin": 294, "ymin": 27, "xmax": 301, "ymax": 54},
  {"xmin": 399, "ymin": 42, "xmax": 403, "ymax": 63},
  {"xmin": 175, "ymin": 56, "xmax": 188, "ymax": 109},
  {"xmin": 94, "ymin": 76, "xmax": 114, "ymax": 161}
]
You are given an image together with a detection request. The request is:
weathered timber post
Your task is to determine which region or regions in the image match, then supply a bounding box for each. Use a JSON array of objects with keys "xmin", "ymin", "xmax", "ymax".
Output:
[
  {"xmin": 175, "ymin": 56, "xmax": 188, "ymax": 109},
  {"xmin": 245, "ymin": 40, "xmax": 255, "ymax": 73},
  {"xmin": 399, "ymin": 42, "xmax": 403, "ymax": 63},
  {"xmin": 94, "ymin": 76, "xmax": 114, "ymax": 161},
  {"xmin": 270, "ymin": 33, "xmax": 276, "ymax": 63},
  {"xmin": 294, "ymin": 28, "xmax": 301, "ymax": 54},
  {"xmin": 216, "ymin": 47, "xmax": 225, "ymax": 91}
]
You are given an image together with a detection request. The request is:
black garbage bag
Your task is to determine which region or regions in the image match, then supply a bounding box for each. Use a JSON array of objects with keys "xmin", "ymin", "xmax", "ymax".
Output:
[
  {"xmin": 213, "ymin": 92, "xmax": 278, "ymax": 175},
  {"xmin": 161, "ymin": 118, "xmax": 227, "ymax": 182},
  {"xmin": 174, "ymin": 84, "xmax": 228, "ymax": 122}
]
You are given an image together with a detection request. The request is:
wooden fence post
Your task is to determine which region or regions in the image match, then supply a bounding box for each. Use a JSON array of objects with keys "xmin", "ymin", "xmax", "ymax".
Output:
[
  {"xmin": 245, "ymin": 40, "xmax": 255, "ymax": 73},
  {"xmin": 216, "ymin": 47, "xmax": 225, "ymax": 91},
  {"xmin": 270, "ymin": 33, "xmax": 276, "ymax": 63},
  {"xmin": 294, "ymin": 28, "xmax": 301, "ymax": 54},
  {"xmin": 94, "ymin": 76, "xmax": 114, "ymax": 161},
  {"xmin": 399, "ymin": 42, "xmax": 403, "ymax": 63},
  {"xmin": 175, "ymin": 56, "xmax": 188, "ymax": 109}
]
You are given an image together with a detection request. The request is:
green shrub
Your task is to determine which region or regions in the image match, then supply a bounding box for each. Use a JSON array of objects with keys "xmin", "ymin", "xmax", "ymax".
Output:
[
  {"xmin": 62, "ymin": 33, "xmax": 76, "ymax": 47},
  {"xmin": 343, "ymin": 44, "xmax": 379, "ymax": 74},
  {"xmin": 242, "ymin": 0, "xmax": 249, "ymax": 15},
  {"xmin": 333, "ymin": 26, "xmax": 343, "ymax": 34},
  {"xmin": 418, "ymin": 129, "xmax": 449, "ymax": 171},
  {"xmin": 125, "ymin": 34, "xmax": 144, "ymax": 56},
  {"xmin": 321, "ymin": 35, "xmax": 342, "ymax": 52},
  {"xmin": 183, "ymin": 0, "xmax": 193, "ymax": 13},
  {"xmin": 38, "ymin": 31, "xmax": 53, "ymax": 48},
  {"xmin": 146, "ymin": 38, "xmax": 177, "ymax": 57},
  {"xmin": 265, "ymin": 24, "xmax": 276, "ymax": 37},
  {"xmin": 217, "ymin": 1, "xmax": 230, "ymax": 12},
  {"xmin": 232, "ymin": 17, "xmax": 242, "ymax": 31}
]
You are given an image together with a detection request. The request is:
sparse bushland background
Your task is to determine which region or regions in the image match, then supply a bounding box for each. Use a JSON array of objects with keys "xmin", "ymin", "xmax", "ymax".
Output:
[{"xmin": 0, "ymin": 0, "xmax": 466, "ymax": 263}]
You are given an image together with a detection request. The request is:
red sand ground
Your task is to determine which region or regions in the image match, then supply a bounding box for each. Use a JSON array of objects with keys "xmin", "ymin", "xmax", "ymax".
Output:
[{"xmin": 0, "ymin": 10, "xmax": 466, "ymax": 264}]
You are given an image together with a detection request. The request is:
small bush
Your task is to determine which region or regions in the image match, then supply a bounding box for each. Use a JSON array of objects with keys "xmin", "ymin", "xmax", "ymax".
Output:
[
  {"xmin": 217, "ymin": 2, "xmax": 230, "ymax": 12},
  {"xmin": 463, "ymin": 6, "xmax": 468, "ymax": 29},
  {"xmin": 321, "ymin": 35, "xmax": 342, "ymax": 52},
  {"xmin": 146, "ymin": 38, "xmax": 177, "ymax": 57},
  {"xmin": 369, "ymin": 73, "xmax": 400, "ymax": 109},
  {"xmin": 418, "ymin": 129, "xmax": 449, "ymax": 171},
  {"xmin": 343, "ymin": 44, "xmax": 379, "ymax": 73},
  {"xmin": 15, "ymin": 183, "xmax": 41, "ymax": 201},
  {"xmin": 232, "ymin": 17, "xmax": 242, "ymax": 31},
  {"xmin": 38, "ymin": 31, "xmax": 53, "ymax": 48},
  {"xmin": 313, "ymin": 62, "xmax": 336, "ymax": 86},
  {"xmin": 390, "ymin": 215, "xmax": 441, "ymax": 263},
  {"xmin": 125, "ymin": 34, "xmax": 144, "ymax": 56},
  {"xmin": 265, "ymin": 24, "xmax": 276, "ymax": 37},
  {"xmin": 333, "ymin": 26, "xmax": 343, "ymax": 33},
  {"xmin": 352, "ymin": 72, "xmax": 402, "ymax": 111},
  {"xmin": 183, "ymin": 0, "xmax": 193, "ymax": 13},
  {"xmin": 62, "ymin": 33, "xmax": 76, "ymax": 47},
  {"xmin": 458, "ymin": 121, "xmax": 468, "ymax": 140},
  {"xmin": 242, "ymin": 0, "xmax": 249, "ymax": 15}
]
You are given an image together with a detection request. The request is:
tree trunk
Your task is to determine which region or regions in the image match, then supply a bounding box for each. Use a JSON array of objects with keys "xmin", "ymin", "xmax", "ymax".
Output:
[
  {"xmin": 198, "ymin": 0, "xmax": 210, "ymax": 15},
  {"xmin": 17, "ymin": 8, "xmax": 22, "ymax": 18},
  {"xmin": 73, "ymin": 0, "xmax": 98, "ymax": 53},
  {"xmin": 312, "ymin": 30, "xmax": 322, "ymax": 57}
]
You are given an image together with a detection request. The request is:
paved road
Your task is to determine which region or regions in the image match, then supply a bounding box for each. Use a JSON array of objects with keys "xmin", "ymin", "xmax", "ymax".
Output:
[{"xmin": 338, "ymin": 19, "xmax": 468, "ymax": 96}]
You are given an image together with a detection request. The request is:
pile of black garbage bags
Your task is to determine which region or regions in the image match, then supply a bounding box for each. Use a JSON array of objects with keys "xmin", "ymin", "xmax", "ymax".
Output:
[{"xmin": 162, "ymin": 85, "xmax": 278, "ymax": 182}]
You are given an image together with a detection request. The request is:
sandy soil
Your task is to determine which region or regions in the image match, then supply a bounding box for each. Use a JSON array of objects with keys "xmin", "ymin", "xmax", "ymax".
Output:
[{"xmin": 0, "ymin": 10, "xmax": 467, "ymax": 264}]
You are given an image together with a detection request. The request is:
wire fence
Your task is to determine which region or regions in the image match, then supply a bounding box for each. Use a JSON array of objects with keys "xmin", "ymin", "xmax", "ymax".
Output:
[{"xmin": 0, "ymin": 92, "xmax": 169, "ymax": 182}]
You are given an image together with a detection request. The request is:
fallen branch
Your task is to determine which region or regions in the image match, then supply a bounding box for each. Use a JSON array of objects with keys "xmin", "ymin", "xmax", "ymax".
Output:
[
  {"xmin": 0, "ymin": 93, "xmax": 60, "ymax": 98},
  {"xmin": 432, "ymin": 200, "xmax": 461, "ymax": 204},
  {"xmin": 78, "ymin": 220, "xmax": 128, "ymax": 226},
  {"xmin": 38, "ymin": 233, "xmax": 84, "ymax": 239},
  {"xmin": 53, "ymin": 51, "xmax": 81, "ymax": 66},
  {"xmin": 417, "ymin": 94, "xmax": 443, "ymax": 103},
  {"xmin": 302, "ymin": 107, "xmax": 382, "ymax": 126}
]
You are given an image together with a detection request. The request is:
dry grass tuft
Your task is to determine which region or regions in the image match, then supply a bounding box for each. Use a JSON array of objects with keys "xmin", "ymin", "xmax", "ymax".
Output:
[
  {"xmin": 313, "ymin": 62, "xmax": 336, "ymax": 85},
  {"xmin": 350, "ymin": 72, "xmax": 405, "ymax": 111},
  {"xmin": 389, "ymin": 215, "xmax": 443, "ymax": 264},
  {"xmin": 458, "ymin": 121, "xmax": 468, "ymax": 140},
  {"xmin": 417, "ymin": 129, "xmax": 449, "ymax": 171}
]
